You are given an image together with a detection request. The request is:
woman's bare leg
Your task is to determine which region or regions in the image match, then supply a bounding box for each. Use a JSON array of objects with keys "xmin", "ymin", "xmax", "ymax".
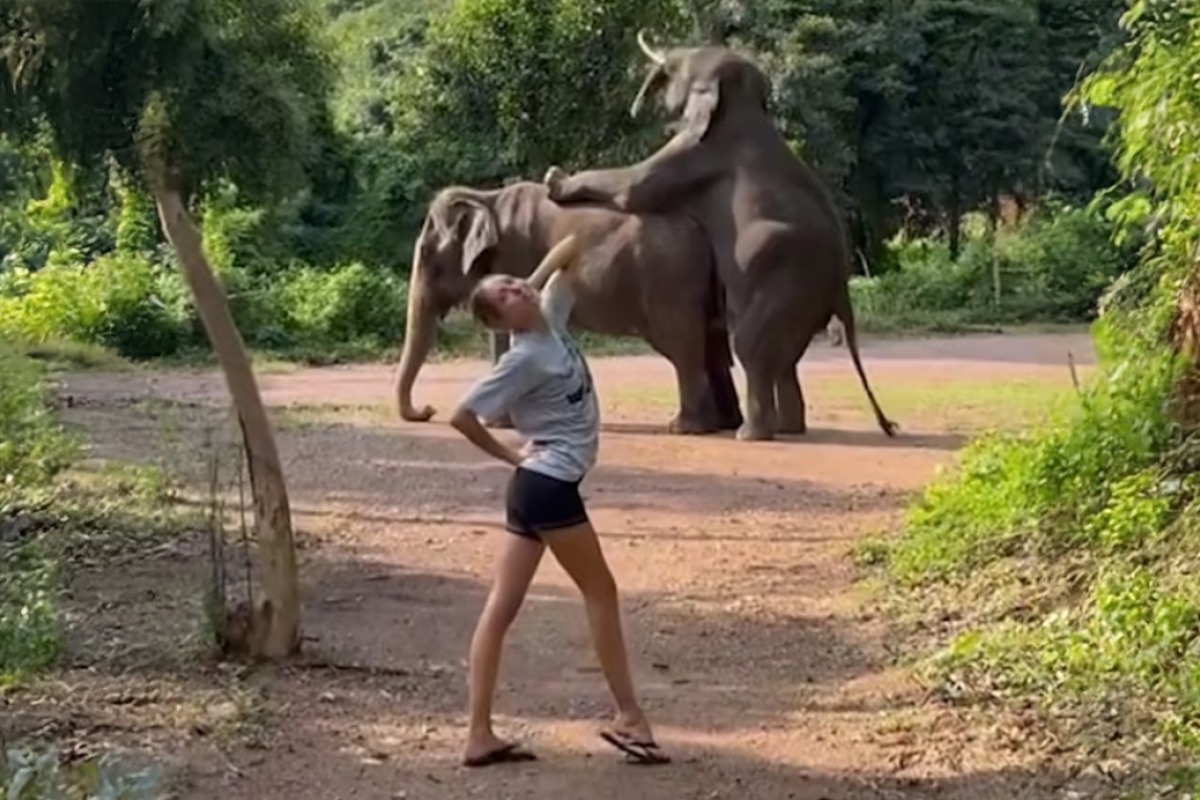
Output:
[
  {"xmin": 541, "ymin": 521, "xmax": 656, "ymax": 745},
  {"xmin": 465, "ymin": 532, "xmax": 545, "ymax": 763}
]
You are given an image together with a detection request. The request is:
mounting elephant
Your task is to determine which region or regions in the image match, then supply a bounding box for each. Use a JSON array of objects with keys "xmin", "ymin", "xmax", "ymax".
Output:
[
  {"xmin": 543, "ymin": 32, "xmax": 897, "ymax": 441},
  {"xmin": 393, "ymin": 181, "xmax": 743, "ymax": 434}
]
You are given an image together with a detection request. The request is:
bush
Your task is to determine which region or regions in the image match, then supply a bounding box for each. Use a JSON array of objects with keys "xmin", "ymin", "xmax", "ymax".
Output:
[
  {"xmin": 851, "ymin": 203, "xmax": 1139, "ymax": 332},
  {"xmin": 273, "ymin": 261, "xmax": 408, "ymax": 349},
  {"xmin": 869, "ymin": 223, "xmax": 1200, "ymax": 768},
  {"xmin": 0, "ymin": 254, "xmax": 190, "ymax": 359},
  {"xmin": 888, "ymin": 327, "xmax": 1181, "ymax": 583}
]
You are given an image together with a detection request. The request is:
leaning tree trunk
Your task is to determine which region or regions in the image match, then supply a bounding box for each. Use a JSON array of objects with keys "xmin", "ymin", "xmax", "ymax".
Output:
[{"xmin": 152, "ymin": 185, "xmax": 300, "ymax": 661}]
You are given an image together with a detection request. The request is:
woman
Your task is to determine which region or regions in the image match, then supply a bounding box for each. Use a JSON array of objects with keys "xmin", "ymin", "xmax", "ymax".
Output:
[{"xmin": 448, "ymin": 235, "xmax": 669, "ymax": 768}]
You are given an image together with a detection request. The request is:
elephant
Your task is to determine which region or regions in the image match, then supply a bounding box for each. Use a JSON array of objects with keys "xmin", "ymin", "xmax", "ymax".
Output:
[
  {"xmin": 543, "ymin": 31, "xmax": 897, "ymax": 441},
  {"xmin": 392, "ymin": 180, "xmax": 744, "ymax": 435}
]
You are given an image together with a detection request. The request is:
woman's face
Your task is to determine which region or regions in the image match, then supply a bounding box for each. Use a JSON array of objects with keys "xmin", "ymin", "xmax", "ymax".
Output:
[{"xmin": 477, "ymin": 274, "xmax": 542, "ymax": 331}]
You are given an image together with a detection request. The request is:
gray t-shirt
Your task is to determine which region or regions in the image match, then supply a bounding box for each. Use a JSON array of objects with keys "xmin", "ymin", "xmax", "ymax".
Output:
[{"xmin": 460, "ymin": 273, "xmax": 599, "ymax": 483}]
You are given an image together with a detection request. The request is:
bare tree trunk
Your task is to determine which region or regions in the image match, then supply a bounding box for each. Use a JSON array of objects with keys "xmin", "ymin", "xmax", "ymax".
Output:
[{"xmin": 152, "ymin": 186, "xmax": 300, "ymax": 660}]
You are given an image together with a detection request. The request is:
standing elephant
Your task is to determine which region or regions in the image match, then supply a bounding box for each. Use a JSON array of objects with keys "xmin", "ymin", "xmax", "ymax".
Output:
[
  {"xmin": 543, "ymin": 31, "xmax": 897, "ymax": 441},
  {"xmin": 393, "ymin": 180, "xmax": 743, "ymax": 434}
]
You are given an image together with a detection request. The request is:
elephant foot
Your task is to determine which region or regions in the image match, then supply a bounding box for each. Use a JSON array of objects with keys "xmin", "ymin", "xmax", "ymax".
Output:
[
  {"xmin": 717, "ymin": 410, "xmax": 744, "ymax": 431},
  {"xmin": 668, "ymin": 413, "xmax": 718, "ymax": 435},
  {"xmin": 736, "ymin": 421, "xmax": 775, "ymax": 442},
  {"xmin": 776, "ymin": 419, "xmax": 807, "ymax": 435},
  {"xmin": 775, "ymin": 407, "xmax": 807, "ymax": 435}
]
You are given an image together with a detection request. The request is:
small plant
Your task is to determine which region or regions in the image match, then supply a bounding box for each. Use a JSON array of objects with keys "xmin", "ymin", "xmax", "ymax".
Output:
[{"xmin": 2, "ymin": 744, "xmax": 162, "ymax": 800}]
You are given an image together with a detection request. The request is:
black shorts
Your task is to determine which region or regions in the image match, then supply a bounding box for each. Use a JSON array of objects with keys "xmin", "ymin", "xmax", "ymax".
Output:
[{"xmin": 505, "ymin": 466, "xmax": 589, "ymax": 539}]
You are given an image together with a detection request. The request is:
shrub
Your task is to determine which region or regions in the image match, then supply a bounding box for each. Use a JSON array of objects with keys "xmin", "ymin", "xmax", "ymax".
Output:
[
  {"xmin": 274, "ymin": 261, "xmax": 407, "ymax": 348},
  {"xmin": 889, "ymin": 307, "xmax": 1180, "ymax": 582},
  {"xmin": 851, "ymin": 203, "xmax": 1138, "ymax": 332},
  {"xmin": 0, "ymin": 255, "xmax": 190, "ymax": 359}
]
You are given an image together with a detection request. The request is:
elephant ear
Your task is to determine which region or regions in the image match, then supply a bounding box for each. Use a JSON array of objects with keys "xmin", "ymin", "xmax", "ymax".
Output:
[
  {"xmin": 680, "ymin": 78, "xmax": 719, "ymax": 143},
  {"xmin": 457, "ymin": 205, "xmax": 500, "ymax": 275}
]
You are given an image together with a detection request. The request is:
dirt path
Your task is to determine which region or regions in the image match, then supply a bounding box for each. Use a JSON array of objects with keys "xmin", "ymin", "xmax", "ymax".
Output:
[{"xmin": 50, "ymin": 333, "xmax": 1100, "ymax": 799}]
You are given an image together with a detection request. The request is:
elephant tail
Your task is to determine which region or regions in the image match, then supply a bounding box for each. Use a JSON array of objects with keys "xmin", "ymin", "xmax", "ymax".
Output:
[{"xmin": 833, "ymin": 285, "xmax": 898, "ymax": 437}]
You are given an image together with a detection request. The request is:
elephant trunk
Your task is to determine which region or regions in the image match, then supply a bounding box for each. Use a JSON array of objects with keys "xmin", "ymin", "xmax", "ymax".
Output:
[{"xmin": 394, "ymin": 258, "xmax": 440, "ymax": 423}]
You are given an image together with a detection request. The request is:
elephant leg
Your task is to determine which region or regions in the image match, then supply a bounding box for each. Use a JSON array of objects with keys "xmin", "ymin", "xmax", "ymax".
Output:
[
  {"xmin": 774, "ymin": 315, "xmax": 822, "ymax": 435},
  {"xmin": 738, "ymin": 359, "xmax": 776, "ymax": 441},
  {"xmin": 647, "ymin": 332, "xmax": 718, "ymax": 435},
  {"xmin": 731, "ymin": 311, "xmax": 777, "ymax": 441},
  {"xmin": 485, "ymin": 331, "xmax": 514, "ymax": 429},
  {"xmin": 668, "ymin": 367, "xmax": 718, "ymax": 435},
  {"xmin": 705, "ymin": 325, "xmax": 743, "ymax": 431},
  {"xmin": 775, "ymin": 364, "xmax": 806, "ymax": 435}
]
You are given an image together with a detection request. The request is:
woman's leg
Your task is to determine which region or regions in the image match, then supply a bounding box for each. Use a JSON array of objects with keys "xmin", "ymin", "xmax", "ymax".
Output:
[
  {"xmin": 541, "ymin": 520, "xmax": 658, "ymax": 747},
  {"xmin": 464, "ymin": 531, "xmax": 545, "ymax": 764}
]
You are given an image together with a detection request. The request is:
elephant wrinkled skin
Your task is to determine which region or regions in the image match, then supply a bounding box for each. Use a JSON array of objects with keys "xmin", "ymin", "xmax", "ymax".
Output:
[
  {"xmin": 393, "ymin": 181, "xmax": 743, "ymax": 435},
  {"xmin": 544, "ymin": 31, "xmax": 897, "ymax": 441}
]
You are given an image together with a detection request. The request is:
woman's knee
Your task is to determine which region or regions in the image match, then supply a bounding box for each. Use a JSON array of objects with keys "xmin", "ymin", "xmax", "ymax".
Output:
[
  {"xmin": 582, "ymin": 565, "xmax": 618, "ymax": 606},
  {"xmin": 483, "ymin": 583, "xmax": 528, "ymax": 628}
]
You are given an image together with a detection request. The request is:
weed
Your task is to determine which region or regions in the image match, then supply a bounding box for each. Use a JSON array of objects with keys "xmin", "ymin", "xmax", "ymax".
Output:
[{"xmin": 2, "ymin": 743, "xmax": 163, "ymax": 799}]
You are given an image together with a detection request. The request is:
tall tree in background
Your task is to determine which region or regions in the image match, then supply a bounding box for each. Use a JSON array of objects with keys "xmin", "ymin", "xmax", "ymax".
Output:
[
  {"xmin": 896, "ymin": 0, "xmax": 1046, "ymax": 258},
  {"xmin": 398, "ymin": 0, "xmax": 689, "ymax": 185},
  {"xmin": 0, "ymin": 0, "xmax": 336, "ymax": 659}
]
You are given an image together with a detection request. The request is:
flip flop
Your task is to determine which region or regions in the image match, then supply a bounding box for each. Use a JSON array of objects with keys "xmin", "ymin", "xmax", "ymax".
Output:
[
  {"xmin": 599, "ymin": 729, "xmax": 671, "ymax": 765},
  {"xmin": 462, "ymin": 742, "xmax": 538, "ymax": 768}
]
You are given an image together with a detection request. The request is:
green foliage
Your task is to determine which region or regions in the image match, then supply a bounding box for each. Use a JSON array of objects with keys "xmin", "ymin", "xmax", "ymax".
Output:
[
  {"xmin": 0, "ymin": 346, "xmax": 196, "ymax": 683},
  {"xmin": 888, "ymin": 334, "xmax": 1180, "ymax": 583},
  {"xmin": 867, "ymin": 1, "xmax": 1200, "ymax": 785},
  {"xmin": 275, "ymin": 261, "xmax": 406, "ymax": 348},
  {"xmin": 850, "ymin": 202, "xmax": 1138, "ymax": 332},
  {"xmin": 0, "ymin": 346, "xmax": 69, "ymax": 681},
  {"xmin": 0, "ymin": 0, "xmax": 1133, "ymax": 357},
  {"xmin": 0, "ymin": 255, "xmax": 190, "ymax": 360},
  {"xmin": 0, "ymin": 0, "xmax": 338, "ymax": 200},
  {"xmin": 0, "ymin": 540, "xmax": 62, "ymax": 685},
  {"xmin": 2, "ymin": 744, "xmax": 162, "ymax": 799},
  {"xmin": 0, "ymin": 344, "xmax": 76, "ymax": 487}
]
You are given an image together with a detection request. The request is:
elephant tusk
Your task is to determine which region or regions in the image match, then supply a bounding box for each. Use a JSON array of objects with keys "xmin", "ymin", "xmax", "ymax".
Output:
[
  {"xmin": 630, "ymin": 63, "xmax": 663, "ymax": 118},
  {"xmin": 636, "ymin": 29, "xmax": 666, "ymax": 65}
]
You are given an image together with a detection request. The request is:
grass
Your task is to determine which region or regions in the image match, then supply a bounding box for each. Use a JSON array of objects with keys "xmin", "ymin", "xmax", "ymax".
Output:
[
  {"xmin": 0, "ymin": 342, "xmax": 200, "ymax": 686},
  {"xmin": 858, "ymin": 314, "xmax": 1200, "ymax": 796},
  {"xmin": 604, "ymin": 370, "xmax": 1082, "ymax": 435}
]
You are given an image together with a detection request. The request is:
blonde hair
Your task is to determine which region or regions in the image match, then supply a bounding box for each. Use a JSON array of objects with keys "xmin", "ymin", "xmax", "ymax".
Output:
[
  {"xmin": 467, "ymin": 276, "xmax": 505, "ymax": 328},
  {"xmin": 466, "ymin": 235, "xmax": 582, "ymax": 329}
]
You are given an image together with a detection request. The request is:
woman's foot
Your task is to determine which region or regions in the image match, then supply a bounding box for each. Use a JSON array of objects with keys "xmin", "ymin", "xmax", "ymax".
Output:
[
  {"xmin": 599, "ymin": 712, "xmax": 670, "ymax": 765},
  {"xmin": 463, "ymin": 732, "xmax": 538, "ymax": 768}
]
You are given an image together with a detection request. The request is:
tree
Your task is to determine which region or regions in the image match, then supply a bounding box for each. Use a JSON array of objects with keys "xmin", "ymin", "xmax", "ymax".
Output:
[
  {"xmin": 0, "ymin": 0, "xmax": 337, "ymax": 659},
  {"xmin": 398, "ymin": 0, "xmax": 689, "ymax": 186}
]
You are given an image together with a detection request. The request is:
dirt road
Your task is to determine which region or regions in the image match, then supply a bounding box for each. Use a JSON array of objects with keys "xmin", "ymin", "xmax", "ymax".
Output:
[{"xmin": 47, "ymin": 332, "xmax": 1101, "ymax": 799}]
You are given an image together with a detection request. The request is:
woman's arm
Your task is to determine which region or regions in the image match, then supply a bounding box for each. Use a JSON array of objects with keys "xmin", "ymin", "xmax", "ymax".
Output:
[
  {"xmin": 527, "ymin": 233, "xmax": 580, "ymax": 290},
  {"xmin": 451, "ymin": 348, "xmax": 539, "ymax": 466},
  {"xmin": 449, "ymin": 408, "xmax": 522, "ymax": 466}
]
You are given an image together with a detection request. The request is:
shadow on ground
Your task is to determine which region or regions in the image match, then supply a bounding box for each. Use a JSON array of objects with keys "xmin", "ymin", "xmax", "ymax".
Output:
[
  {"xmin": 4, "ymin": 534, "xmax": 1135, "ymax": 800},
  {"xmin": 599, "ymin": 422, "xmax": 967, "ymax": 452}
]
